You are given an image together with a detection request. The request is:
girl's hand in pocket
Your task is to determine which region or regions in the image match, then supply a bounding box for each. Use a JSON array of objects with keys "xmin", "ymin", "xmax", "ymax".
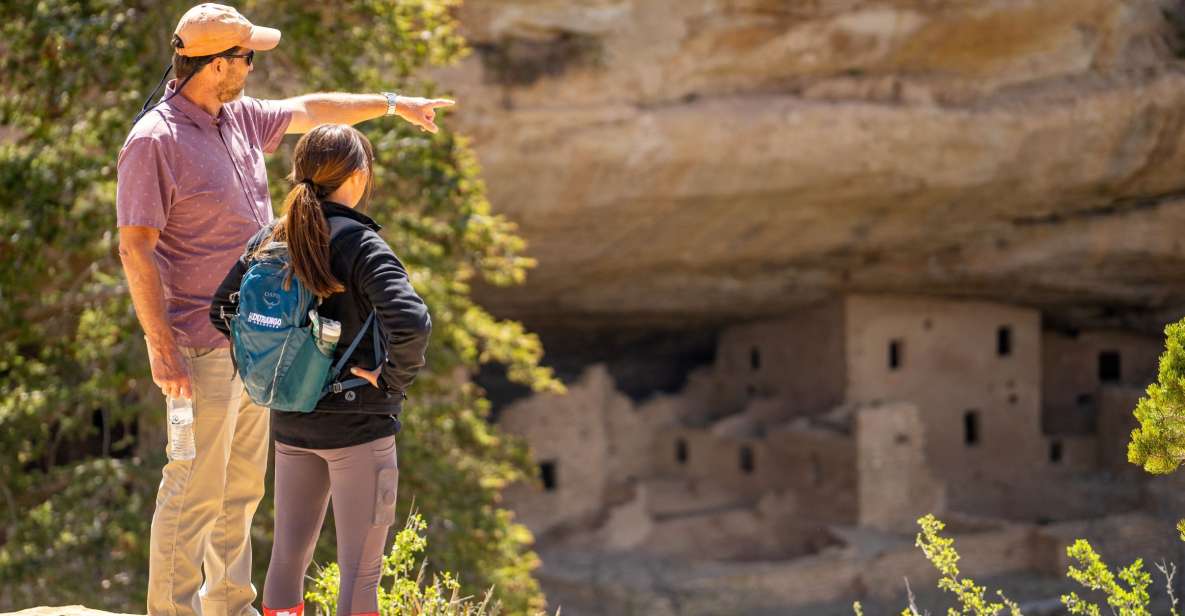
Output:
[{"xmin": 350, "ymin": 365, "xmax": 382, "ymax": 389}]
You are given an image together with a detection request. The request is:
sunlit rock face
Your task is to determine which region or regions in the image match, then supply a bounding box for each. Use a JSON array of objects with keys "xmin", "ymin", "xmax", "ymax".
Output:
[
  {"xmin": 8, "ymin": 608, "xmax": 137, "ymax": 616},
  {"xmin": 437, "ymin": 0, "xmax": 1185, "ymax": 332}
]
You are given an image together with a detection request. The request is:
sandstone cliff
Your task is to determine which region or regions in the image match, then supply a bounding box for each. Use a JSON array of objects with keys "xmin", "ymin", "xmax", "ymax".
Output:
[{"xmin": 437, "ymin": 0, "xmax": 1185, "ymax": 331}]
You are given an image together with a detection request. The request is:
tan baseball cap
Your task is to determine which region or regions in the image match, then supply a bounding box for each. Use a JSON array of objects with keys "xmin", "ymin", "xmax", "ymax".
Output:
[{"xmin": 173, "ymin": 3, "xmax": 281, "ymax": 57}]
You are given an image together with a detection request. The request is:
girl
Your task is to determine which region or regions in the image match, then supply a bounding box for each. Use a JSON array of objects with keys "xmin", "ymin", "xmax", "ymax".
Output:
[{"xmin": 210, "ymin": 123, "xmax": 431, "ymax": 616}]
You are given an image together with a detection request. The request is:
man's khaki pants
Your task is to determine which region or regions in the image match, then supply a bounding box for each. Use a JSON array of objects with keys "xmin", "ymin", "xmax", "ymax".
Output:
[{"xmin": 148, "ymin": 347, "xmax": 270, "ymax": 616}]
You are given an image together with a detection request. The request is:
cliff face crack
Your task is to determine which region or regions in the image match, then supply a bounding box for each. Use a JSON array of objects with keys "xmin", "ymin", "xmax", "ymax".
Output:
[{"xmin": 1010, "ymin": 190, "xmax": 1185, "ymax": 227}]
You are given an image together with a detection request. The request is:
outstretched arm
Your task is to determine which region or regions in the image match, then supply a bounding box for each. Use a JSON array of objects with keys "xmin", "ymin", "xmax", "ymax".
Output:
[{"xmin": 281, "ymin": 92, "xmax": 454, "ymax": 134}]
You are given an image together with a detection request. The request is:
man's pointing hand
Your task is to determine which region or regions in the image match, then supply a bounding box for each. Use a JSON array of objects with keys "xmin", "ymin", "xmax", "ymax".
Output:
[{"xmin": 396, "ymin": 97, "xmax": 455, "ymax": 133}]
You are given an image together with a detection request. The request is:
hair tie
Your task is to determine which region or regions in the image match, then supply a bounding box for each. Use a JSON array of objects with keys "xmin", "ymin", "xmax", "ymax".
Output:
[{"xmin": 299, "ymin": 178, "xmax": 330, "ymax": 199}]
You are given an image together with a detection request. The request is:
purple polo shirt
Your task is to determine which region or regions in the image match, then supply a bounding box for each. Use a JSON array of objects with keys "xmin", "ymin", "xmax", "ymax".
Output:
[{"xmin": 116, "ymin": 80, "xmax": 292, "ymax": 348}]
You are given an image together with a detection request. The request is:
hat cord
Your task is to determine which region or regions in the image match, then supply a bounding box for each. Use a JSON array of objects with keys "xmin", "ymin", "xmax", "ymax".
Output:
[{"xmin": 131, "ymin": 60, "xmax": 204, "ymax": 126}]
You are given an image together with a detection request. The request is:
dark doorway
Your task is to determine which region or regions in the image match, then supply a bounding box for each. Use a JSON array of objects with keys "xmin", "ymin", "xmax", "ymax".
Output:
[
  {"xmin": 1099, "ymin": 351, "xmax": 1121, "ymax": 383},
  {"xmin": 889, "ymin": 339, "xmax": 904, "ymax": 370},
  {"xmin": 997, "ymin": 326, "xmax": 1012, "ymax": 357},
  {"xmin": 540, "ymin": 461, "xmax": 558, "ymax": 491},
  {"xmin": 964, "ymin": 411, "xmax": 980, "ymax": 446},
  {"xmin": 739, "ymin": 446, "xmax": 755, "ymax": 474}
]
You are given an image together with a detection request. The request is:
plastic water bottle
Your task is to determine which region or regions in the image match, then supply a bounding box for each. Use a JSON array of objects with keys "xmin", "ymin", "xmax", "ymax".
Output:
[
  {"xmin": 310, "ymin": 310, "xmax": 342, "ymax": 356},
  {"xmin": 167, "ymin": 397, "xmax": 196, "ymax": 461},
  {"xmin": 321, "ymin": 317, "xmax": 342, "ymax": 347}
]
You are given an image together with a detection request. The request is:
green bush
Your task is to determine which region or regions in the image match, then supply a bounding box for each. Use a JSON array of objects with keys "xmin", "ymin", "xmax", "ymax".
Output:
[
  {"xmin": 853, "ymin": 514, "xmax": 1180, "ymax": 616},
  {"xmin": 305, "ymin": 513, "xmax": 555, "ymax": 616},
  {"xmin": 0, "ymin": 458, "xmax": 157, "ymax": 610},
  {"xmin": 1129, "ymin": 320, "xmax": 1185, "ymax": 476}
]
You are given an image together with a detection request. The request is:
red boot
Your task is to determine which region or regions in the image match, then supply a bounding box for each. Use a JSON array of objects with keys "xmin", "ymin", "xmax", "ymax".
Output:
[{"xmin": 263, "ymin": 603, "xmax": 304, "ymax": 616}]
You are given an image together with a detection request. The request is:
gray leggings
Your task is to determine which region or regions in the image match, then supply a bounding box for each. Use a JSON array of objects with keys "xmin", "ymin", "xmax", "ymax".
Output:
[{"xmin": 263, "ymin": 436, "xmax": 398, "ymax": 616}]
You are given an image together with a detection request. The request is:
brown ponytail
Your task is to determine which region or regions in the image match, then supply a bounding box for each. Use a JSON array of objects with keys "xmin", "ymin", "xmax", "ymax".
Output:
[
  {"xmin": 255, "ymin": 124, "xmax": 375, "ymax": 298},
  {"xmin": 278, "ymin": 181, "xmax": 343, "ymax": 296}
]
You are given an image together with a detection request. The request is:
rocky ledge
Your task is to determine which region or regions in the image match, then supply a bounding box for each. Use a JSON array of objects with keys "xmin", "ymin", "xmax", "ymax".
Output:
[{"xmin": 437, "ymin": 0, "xmax": 1185, "ymax": 332}]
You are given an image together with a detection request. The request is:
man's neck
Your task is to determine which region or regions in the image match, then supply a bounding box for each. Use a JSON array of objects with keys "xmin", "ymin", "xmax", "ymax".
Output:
[{"xmin": 179, "ymin": 83, "xmax": 223, "ymax": 118}]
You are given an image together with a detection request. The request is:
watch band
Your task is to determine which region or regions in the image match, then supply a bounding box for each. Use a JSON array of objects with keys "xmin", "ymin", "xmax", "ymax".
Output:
[{"xmin": 383, "ymin": 91, "xmax": 399, "ymax": 116}]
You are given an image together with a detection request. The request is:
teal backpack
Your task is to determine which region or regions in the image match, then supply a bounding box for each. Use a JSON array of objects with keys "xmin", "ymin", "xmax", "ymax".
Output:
[{"xmin": 225, "ymin": 217, "xmax": 380, "ymax": 412}]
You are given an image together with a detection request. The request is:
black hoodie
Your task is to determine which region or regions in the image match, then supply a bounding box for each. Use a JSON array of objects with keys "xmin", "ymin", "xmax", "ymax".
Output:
[{"xmin": 209, "ymin": 200, "xmax": 432, "ymax": 449}]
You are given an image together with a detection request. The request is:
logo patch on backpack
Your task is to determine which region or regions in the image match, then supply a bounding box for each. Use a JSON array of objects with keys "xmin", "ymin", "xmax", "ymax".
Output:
[{"xmin": 246, "ymin": 312, "xmax": 283, "ymax": 329}]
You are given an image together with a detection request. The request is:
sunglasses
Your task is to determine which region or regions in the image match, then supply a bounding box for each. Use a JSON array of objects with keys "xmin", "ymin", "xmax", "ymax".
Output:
[
  {"xmin": 131, "ymin": 49, "xmax": 255, "ymax": 126},
  {"xmin": 219, "ymin": 50, "xmax": 255, "ymax": 66}
]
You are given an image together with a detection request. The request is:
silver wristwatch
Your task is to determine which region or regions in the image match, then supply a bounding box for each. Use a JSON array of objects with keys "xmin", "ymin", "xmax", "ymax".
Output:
[{"xmin": 383, "ymin": 91, "xmax": 400, "ymax": 116}]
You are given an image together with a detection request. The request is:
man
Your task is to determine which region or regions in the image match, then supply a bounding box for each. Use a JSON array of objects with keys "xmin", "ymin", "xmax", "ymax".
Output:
[{"xmin": 115, "ymin": 4, "xmax": 453, "ymax": 616}]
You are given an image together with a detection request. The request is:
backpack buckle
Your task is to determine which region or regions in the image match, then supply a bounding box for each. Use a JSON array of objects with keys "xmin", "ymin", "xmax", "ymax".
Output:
[{"xmin": 332, "ymin": 382, "xmax": 343, "ymax": 394}]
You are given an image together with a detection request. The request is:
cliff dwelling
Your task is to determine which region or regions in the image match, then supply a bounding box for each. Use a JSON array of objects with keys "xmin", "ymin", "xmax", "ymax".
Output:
[{"xmin": 488, "ymin": 294, "xmax": 1175, "ymax": 612}]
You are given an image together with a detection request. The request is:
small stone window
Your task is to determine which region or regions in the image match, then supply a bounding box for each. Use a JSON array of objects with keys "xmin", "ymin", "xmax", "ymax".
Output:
[
  {"xmin": 539, "ymin": 461, "xmax": 558, "ymax": 491},
  {"xmin": 739, "ymin": 446, "xmax": 755, "ymax": 474},
  {"xmin": 889, "ymin": 339, "xmax": 904, "ymax": 371},
  {"xmin": 997, "ymin": 326, "xmax": 1012, "ymax": 357},
  {"xmin": 1099, "ymin": 351, "xmax": 1121, "ymax": 383},
  {"xmin": 1050, "ymin": 440, "xmax": 1063, "ymax": 464},
  {"xmin": 964, "ymin": 411, "xmax": 980, "ymax": 446},
  {"xmin": 810, "ymin": 453, "xmax": 823, "ymax": 486},
  {"xmin": 750, "ymin": 347, "xmax": 761, "ymax": 372},
  {"xmin": 675, "ymin": 438, "xmax": 688, "ymax": 465}
]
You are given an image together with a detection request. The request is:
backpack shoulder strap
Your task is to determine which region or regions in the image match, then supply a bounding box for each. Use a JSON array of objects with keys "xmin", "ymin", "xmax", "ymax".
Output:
[
  {"xmin": 320, "ymin": 214, "xmax": 383, "ymax": 397},
  {"xmin": 242, "ymin": 221, "xmax": 280, "ymax": 264}
]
